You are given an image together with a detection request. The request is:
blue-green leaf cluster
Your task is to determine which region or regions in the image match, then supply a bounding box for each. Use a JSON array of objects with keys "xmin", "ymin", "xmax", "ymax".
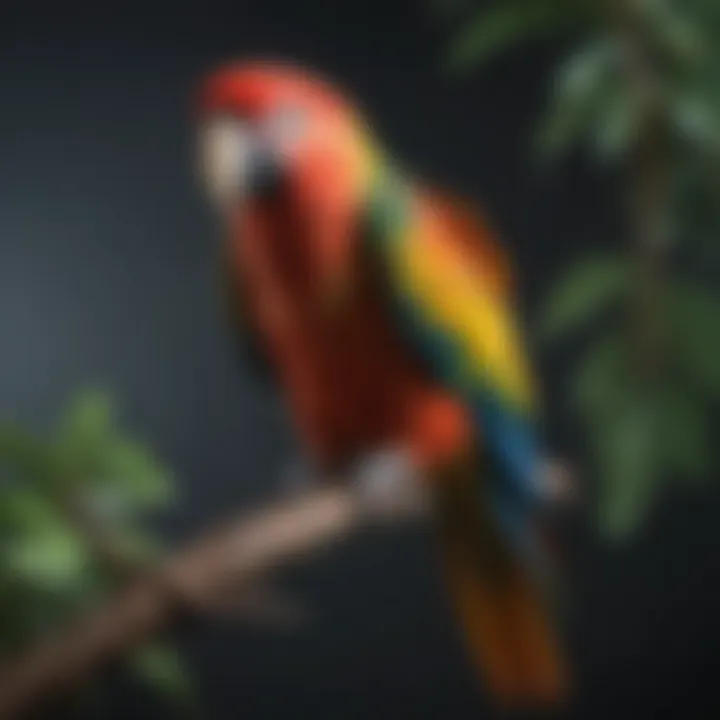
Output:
[
  {"xmin": 0, "ymin": 389, "xmax": 186, "ymax": 701},
  {"xmin": 451, "ymin": 0, "xmax": 720, "ymax": 539},
  {"xmin": 447, "ymin": 0, "xmax": 596, "ymax": 73},
  {"xmin": 539, "ymin": 254, "xmax": 631, "ymax": 341}
]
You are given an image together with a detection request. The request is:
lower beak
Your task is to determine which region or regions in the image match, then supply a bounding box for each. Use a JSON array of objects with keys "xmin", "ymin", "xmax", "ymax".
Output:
[{"xmin": 244, "ymin": 143, "xmax": 284, "ymax": 198}]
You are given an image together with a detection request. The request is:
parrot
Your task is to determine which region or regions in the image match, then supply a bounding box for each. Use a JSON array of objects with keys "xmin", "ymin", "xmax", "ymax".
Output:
[{"xmin": 195, "ymin": 60, "xmax": 569, "ymax": 707}]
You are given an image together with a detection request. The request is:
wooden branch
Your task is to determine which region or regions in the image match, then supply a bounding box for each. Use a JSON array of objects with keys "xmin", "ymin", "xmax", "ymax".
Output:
[
  {"xmin": 0, "ymin": 461, "xmax": 573, "ymax": 718},
  {"xmin": 0, "ymin": 487, "xmax": 370, "ymax": 719}
]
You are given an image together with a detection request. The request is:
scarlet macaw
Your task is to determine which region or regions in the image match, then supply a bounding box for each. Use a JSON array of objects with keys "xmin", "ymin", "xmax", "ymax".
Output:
[{"xmin": 195, "ymin": 61, "xmax": 568, "ymax": 706}]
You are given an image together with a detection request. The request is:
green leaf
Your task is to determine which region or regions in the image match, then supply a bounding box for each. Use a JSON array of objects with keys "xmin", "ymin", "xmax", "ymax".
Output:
[
  {"xmin": 591, "ymin": 80, "xmax": 645, "ymax": 162},
  {"xmin": 539, "ymin": 37, "xmax": 645, "ymax": 163},
  {"xmin": 0, "ymin": 391, "xmax": 178, "ymax": 662},
  {"xmin": 657, "ymin": 385, "xmax": 713, "ymax": 483},
  {"xmin": 670, "ymin": 91, "xmax": 720, "ymax": 154},
  {"xmin": 57, "ymin": 389, "xmax": 114, "ymax": 446},
  {"xmin": 131, "ymin": 642, "xmax": 194, "ymax": 709},
  {"xmin": 667, "ymin": 281, "xmax": 720, "ymax": 396},
  {"xmin": 53, "ymin": 390, "xmax": 175, "ymax": 511},
  {"xmin": 539, "ymin": 256, "xmax": 631, "ymax": 341},
  {"xmin": 537, "ymin": 98, "xmax": 590, "ymax": 159},
  {"xmin": 0, "ymin": 424, "xmax": 53, "ymax": 486},
  {"xmin": 54, "ymin": 389, "xmax": 115, "ymax": 485},
  {"xmin": 643, "ymin": 0, "xmax": 710, "ymax": 67},
  {"xmin": 595, "ymin": 394, "xmax": 658, "ymax": 540},
  {"xmin": 537, "ymin": 37, "xmax": 625, "ymax": 158},
  {"xmin": 0, "ymin": 487, "xmax": 59, "ymax": 532},
  {"xmin": 0, "ymin": 491, "xmax": 90, "ymax": 590},
  {"xmin": 5, "ymin": 532, "xmax": 88, "ymax": 589},
  {"xmin": 571, "ymin": 331, "xmax": 628, "ymax": 415},
  {"xmin": 447, "ymin": 0, "xmax": 586, "ymax": 72},
  {"xmin": 100, "ymin": 440, "xmax": 174, "ymax": 511}
]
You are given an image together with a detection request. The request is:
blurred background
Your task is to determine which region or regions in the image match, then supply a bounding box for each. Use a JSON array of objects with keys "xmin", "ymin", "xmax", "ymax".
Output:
[{"xmin": 1, "ymin": 0, "xmax": 719, "ymax": 717}]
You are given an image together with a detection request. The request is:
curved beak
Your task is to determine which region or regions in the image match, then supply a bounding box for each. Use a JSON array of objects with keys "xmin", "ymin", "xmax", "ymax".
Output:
[{"xmin": 198, "ymin": 117, "xmax": 284, "ymax": 215}]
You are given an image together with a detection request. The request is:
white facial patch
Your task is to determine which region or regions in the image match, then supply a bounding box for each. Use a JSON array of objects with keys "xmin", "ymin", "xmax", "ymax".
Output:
[{"xmin": 198, "ymin": 117, "xmax": 253, "ymax": 211}]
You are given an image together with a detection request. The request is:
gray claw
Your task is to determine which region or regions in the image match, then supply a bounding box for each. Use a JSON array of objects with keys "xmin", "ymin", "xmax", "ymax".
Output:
[{"xmin": 352, "ymin": 449, "xmax": 429, "ymax": 522}]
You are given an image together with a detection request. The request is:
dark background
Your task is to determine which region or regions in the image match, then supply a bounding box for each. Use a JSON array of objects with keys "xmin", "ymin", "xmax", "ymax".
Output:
[{"xmin": 1, "ymin": 1, "xmax": 719, "ymax": 718}]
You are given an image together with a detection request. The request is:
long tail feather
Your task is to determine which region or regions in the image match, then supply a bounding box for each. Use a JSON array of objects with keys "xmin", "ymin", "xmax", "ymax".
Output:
[{"xmin": 433, "ymin": 459, "xmax": 569, "ymax": 708}]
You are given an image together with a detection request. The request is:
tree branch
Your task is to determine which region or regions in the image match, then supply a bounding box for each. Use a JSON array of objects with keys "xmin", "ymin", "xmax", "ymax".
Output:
[
  {"xmin": 0, "ymin": 461, "xmax": 573, "ymax": 718},
  {"xmin": 0, "ymin": 487, "xmax": 367, "ymax": 719}
]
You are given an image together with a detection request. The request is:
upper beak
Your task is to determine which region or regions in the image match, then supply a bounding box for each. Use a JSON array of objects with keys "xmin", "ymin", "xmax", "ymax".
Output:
[{"xmin": 199, "ymin": 118, "xmax": 284, "ymax": 213}]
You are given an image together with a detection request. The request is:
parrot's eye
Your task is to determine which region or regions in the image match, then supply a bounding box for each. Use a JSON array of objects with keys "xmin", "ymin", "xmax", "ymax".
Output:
[{"xmin": 199, "ymin": 116, "xmax": 253, "ymax": 210}]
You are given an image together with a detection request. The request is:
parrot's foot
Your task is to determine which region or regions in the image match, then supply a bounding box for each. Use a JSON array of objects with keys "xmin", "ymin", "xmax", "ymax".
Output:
[
  {"xmin": 351, "ymin": 449, "xmax": 430, "ymax": 523},
  {"xmin": 538, "ymin": 459, "xmax": 578, "ymax": 507}
]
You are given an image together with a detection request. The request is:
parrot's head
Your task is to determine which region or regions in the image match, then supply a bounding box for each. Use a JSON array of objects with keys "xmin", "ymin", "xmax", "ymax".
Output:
[{"xmin": 195, "ymin": 60, "xmax": 374, "ymax": 215}]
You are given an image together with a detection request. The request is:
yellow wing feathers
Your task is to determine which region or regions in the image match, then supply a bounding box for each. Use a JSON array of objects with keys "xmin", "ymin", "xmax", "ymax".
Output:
[{"xmin": 389, "ymin": 194, "xmax": 536, "ymax": 413}]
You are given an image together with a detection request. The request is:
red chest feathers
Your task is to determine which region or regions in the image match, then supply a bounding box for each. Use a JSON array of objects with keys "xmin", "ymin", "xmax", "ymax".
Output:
[{"xmin": 230, "ymin": 199, "xmax": 470, "ymax": 468}]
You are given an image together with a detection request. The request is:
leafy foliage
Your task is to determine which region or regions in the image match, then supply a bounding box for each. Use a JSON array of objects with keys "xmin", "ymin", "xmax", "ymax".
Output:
[
  {"xmin": 667, "ymin": 281, "xmax": 720, "ymax": 396},
  {"xmin": 656, "ymin": 383, "xmax": 712, "ymax": 483},
  {"xmin": 570, "ymin": 330, "xmax": 628, "ymax": 416},
  {"xmin": 447, "ymin": 0, "xmax": 592, "ymax": 72},
  {"xmin": 450, "ymin": 0, "xmax": 720, "ymax": 538},
  {"xmin": 539, "ymin": 255, "xmax": 631, "ymax": 341},
  {"xmin": 0, "ymin": 389, "xmax": 188, "ymax": 702},
  {"xmin": 537, "ymin": 37, "xmax": 628, "ymax": 159},
  {"xmin": 130, "ymin": 642, "xmax": 195, "ymax": 712}
]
